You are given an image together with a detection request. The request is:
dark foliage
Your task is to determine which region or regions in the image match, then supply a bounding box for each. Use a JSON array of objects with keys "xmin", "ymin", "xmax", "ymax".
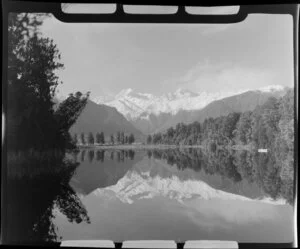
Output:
[
  {"xmin": 7, "ymin": 13, "xmax": 89, "ymax": 152},
  {"xmin": 6, "ymin": 151, "xmax": 90, "ymax": 244}
]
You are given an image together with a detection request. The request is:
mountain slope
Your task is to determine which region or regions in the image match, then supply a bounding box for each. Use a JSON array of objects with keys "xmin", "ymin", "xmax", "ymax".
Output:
[
  {"xmin": 93, "ymin": 86, "xmax": 287, "ymax": 134},
  {"xmin": 91, "ymin": 168, "xmax": 286, "ymax": 205},
  {"xmin": 94, "ymin": 88, "xmax": 247, "ymax": 120},
  {"xmin": 69, "ymin": 100, "xmax": 144, "ymax": 139},
  {"xmin": 133, "ymin": 88, "xmax": 287, "ymax": 134},
  {"xmin": 94, "ymin": 86, "xmax": 286, "ymax": 119}
]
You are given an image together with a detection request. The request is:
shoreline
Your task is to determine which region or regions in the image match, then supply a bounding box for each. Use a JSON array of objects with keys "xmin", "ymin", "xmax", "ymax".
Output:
[
  {"xmin": 76, "ymin": 143, "xmax": 260, "ymax": 152},
  {"xmin": 77, "ymin": 144, "xmax": 204, "ymax": 150}
]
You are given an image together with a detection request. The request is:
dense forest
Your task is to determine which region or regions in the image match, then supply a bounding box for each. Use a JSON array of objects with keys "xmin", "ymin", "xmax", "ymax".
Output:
[
  {"xmin": 7, "ymin": 13, "xmax": 89, "ymax": 152},
  {"xmin": 147, "ymin": 89, "xmax": 293, "ymax": 152}
]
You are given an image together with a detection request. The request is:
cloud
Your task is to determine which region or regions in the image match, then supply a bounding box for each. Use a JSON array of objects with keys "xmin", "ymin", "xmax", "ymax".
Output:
[
  {"xmin": 185, "ymin": 199, "xmax": 282, "ymax": 226},
  {"xmin": 176, "ymin": 60, "xmax": 276, "ymax": 93}
]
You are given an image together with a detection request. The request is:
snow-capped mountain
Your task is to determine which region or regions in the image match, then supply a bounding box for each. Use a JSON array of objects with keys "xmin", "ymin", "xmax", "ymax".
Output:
[
  {"xmin": 92, "ymin": 171, "xmax": 248, "ymax": 204},
  {"xmin": 91, "ymin": 168, "xmax": 285, "ymax": 205},
  {"xmin": 90, "ymin": 170, "xmax": 286, "ymax": 205},
  {"xmin": 93, "ymin": 85, "xmax": 286, "ymax": 121}
]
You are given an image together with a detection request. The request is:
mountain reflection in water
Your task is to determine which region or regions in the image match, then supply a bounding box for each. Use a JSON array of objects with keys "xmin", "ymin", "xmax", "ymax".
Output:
[{"xmin": 6, "ymin": 148, "xmax": 294, "ymax": 244}]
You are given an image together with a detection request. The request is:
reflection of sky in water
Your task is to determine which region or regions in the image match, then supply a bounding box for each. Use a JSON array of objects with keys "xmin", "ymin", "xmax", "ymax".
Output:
[{"xmin": 53, "ymin": 150, "xmax": 293, "ymax": 242}]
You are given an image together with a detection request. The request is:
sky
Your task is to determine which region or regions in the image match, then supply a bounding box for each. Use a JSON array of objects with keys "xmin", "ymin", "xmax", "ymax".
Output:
[{"xmin": 39, "ymin": 5, "xmax": 294, "ymax": 99}]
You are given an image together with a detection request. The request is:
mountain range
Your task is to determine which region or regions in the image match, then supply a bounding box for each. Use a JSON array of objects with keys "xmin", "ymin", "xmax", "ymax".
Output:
[
  {"xmin": 59, "ymin": 85, "xmax": 289, "ymax": 138},
  {"xmin": 90, "ymin": 164, "xmax": 286, "ymax": 205},
  {"xmin": 70, "ymin": 153, "xmax": 287, "ymax": 205},
  {"xmin": 93, "ymin": 85, "xmax": 288, "ymax": 134}
]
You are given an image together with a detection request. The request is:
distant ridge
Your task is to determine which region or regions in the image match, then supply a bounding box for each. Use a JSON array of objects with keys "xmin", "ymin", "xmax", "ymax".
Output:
[
  {"xmin": 132, "ymin": 88, "xmax": 288, "ymax": 134},
  {"xmin": 93, "ymin": 85, "xmax": 286, "ymax": 120},
  {"xmin": 69, "ymin": 100, "xmax": 144, "ymax": 140}
]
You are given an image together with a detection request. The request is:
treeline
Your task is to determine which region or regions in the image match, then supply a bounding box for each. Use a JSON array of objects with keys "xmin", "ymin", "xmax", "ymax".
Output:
[
  {"xmin": 7, "ymin": 13, "xmax": 89, "ymax": 152},
  {"xmin": 147, "ymin": 89, "xmax": 294, "ymax": 153},
  {"xmin": 73, "ymin": 131, "xmax": 135, "ymax": 145}
]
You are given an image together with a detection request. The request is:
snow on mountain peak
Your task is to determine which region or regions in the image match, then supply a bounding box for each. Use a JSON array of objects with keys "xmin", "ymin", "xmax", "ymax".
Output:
[
  {"xmin": 92, "ymin": 85, "xmax": 285, "ymax": 120},
  {"xmin": 90, "ymin": 170, "xmax": 286, "ymax": 205},
  {"xmin": 93, "ymin": 88, "xmax": 230, "ymax": 120},
  {"xmin": 116, "ymin": 88, "xmax": 133, "ymax": 98},
  {"xmin": 258, "ymin": 85, "xmax": 285, "ymax": 92},
  {"xmin": 174, "ymin": 88, "xmax": 198, "ymax": 97}
]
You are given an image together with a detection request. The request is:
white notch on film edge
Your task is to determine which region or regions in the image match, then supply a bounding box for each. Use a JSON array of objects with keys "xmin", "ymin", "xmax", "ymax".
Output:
[
  {"xmin": 60, "ymin": 240, "xmax": 115, "ymax": 247},
  {"xmin": 60, "ymin": 240, "xmax": 238, "ymax": 248}
]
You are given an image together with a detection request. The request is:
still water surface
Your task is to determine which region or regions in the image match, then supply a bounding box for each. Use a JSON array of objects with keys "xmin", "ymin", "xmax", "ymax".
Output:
[{"xmin": 7, "ymin": 148, "xmax": 293, "ymax": 244}]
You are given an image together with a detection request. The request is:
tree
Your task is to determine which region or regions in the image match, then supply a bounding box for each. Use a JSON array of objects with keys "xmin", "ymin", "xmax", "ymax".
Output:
[
  {"xmin": 221, "ymin": 112, "xmax": 241, "ymax": 140},
  {"xmin": 276, "ymin": 89, "xmax": 294, "ymax": 152},
  {"xmin": 110, "ymin": 134, "xmax": 114, "ymax": 145},
  {"xmin": 167, "ymin": 127, "xmax": 175, "ymax": 139},
  {"xmin": 96, "ymin": 132, "xmax": 105, "ymax": 144},
  {"xmin": 147, "ymin": 135, "xmax": 152, "ymax": 144},
  {"xmin": 128, "ymin": 134, "xmax": 135, "ymax": 144},
  {"xmin": 120, "ymin": 132, "xmax": 125, "ymax": 144},
  {"xmin": 152, "ymin": 133, "xmax": 162, "ymax": 144},
  {"xmin": 53, "ymin": 92, "xmax": 89, "ymax": 149},
  {"xmin": 80, "ymin": 133, "xmax": 85, "ymax": 145},
  {"xmin": 251, "ymin": 107, "xmax": 268, "ymax": 148},
  {"xmin": 125, "ymin": 136, "xmax": 129, "ymax": 144},
  {"xmin": 116, "ymin": 132, "xmax": 121, "ymax": 144},
  {"xmin": 100, "ymin": 132, "xmax": 105, "ymax": 144},
  {"xmin": 250, "ymin": 97, "xmax": 281, "ymax": 149},
  {"xmin": 7, "ymin": 13, "xmax": 88, "ymax": 151},
  {"xmin": 234, "ymin": 111, "xmax": 252, "ymax": 145},
  {"xmin": 261, "ymin": 97, "xmax": 281, "ymax": 147},
  {"xmin": 96, "ymin": 133, "xmax": 101, "ymax": 144},
  {"xmin": 73, "ymin": 134, "xmax": 78, "ymax": 144},
  {"xmin": 88, "ymin": 132, "xmax": 94, "ymax": 145},
  {"xmin": 7, "ymin": 14, "xmax": 63, "ymax": 150}
]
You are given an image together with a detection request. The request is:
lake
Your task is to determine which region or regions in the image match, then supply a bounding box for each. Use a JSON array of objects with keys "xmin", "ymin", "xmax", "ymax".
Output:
[{"xmin": 6, "ymin": 148, "xmax": 294, "ymax": 244}]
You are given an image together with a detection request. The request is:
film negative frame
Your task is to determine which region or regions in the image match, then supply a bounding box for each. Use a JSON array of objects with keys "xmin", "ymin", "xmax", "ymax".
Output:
[{"xmin": 1, "ymin": 1, "xmax": 299, "ymax": 248}]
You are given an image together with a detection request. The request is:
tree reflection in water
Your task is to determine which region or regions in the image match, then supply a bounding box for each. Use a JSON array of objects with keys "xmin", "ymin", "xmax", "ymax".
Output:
[
  {"xmin": 88, "ymin": 150, "xmax": 94, "ymax": 162},
  {"xmin": 148, "ymin": 148, "xmax": 293, "ymax": 205},
  {"xmin": 79, "ymin": 147, "xmax": 293, "ymax": 205},
  {"xmin": 96, "ymin": 150, "xmax": 105, "ymax": 162},
  {"xmin": 6, "ymin": 151, "xmax": 90, "ymax": 245},
  {"xmin": 80, "ymin": 149, "xmax": 136, "ymax": 163}
]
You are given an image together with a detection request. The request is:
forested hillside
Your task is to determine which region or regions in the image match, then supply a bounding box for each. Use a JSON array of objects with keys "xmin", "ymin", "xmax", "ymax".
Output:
[
  {"xmin": 135, "ymin": 89, "xmax": 286, "ymax": 134},
  {"xmin": 148, "ymin": 89, "xmax": 295, "ymax": 201},
  {"xmin": 148, "ymin": 89, "xmax": 294, "ymax": 151},
  {"xmin": 69, "ymin": 100, "xmax": 144, "ymax": 141}
]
